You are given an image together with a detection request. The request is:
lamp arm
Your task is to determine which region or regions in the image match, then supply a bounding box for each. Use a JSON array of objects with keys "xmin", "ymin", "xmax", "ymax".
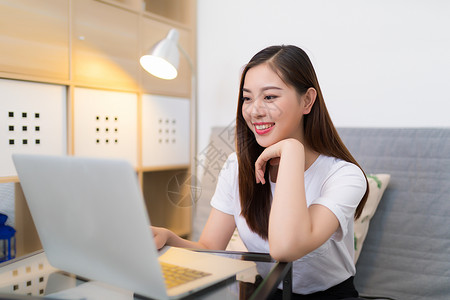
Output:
[
  {"xmin": 177, "ymin": 43, "xmax": 195, "ymax": 74},
  {"xmin": 176, "ymin": 43, "xmax": 198, "ymax": 208}
]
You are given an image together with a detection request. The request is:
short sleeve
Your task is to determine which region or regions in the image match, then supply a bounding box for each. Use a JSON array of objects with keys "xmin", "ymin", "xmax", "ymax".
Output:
[
  {"xmin": 312, "ymin": 162, "xmax": 367, "ymax": 241},
  {"xmin": 210, "ymin": 153, "xmax": 238, "ymax": 215}
]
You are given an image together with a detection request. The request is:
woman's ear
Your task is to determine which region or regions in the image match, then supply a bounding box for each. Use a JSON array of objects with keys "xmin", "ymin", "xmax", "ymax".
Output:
[{"xmin": 302, "ymin": 87, "xmax": 317, "ymax": 114}]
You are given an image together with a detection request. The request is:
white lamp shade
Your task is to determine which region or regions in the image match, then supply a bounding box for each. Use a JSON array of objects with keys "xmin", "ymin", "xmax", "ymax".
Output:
[{"xmin": 140, "ymin": 29, "xmax": 180, "ymax": 80}]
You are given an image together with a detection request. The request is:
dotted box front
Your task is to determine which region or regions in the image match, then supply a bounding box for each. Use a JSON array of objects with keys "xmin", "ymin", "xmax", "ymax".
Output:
[
  {"xmin": 73, "ymin": 87, "xmax": 138, "ymax": 167},
  {"xmin": 0, "ymin": 79, "xmax": 67, "ymax": 177},
  {"xmin": 142, "ymin": 95, "xmax": 190, "ymax": 168}
]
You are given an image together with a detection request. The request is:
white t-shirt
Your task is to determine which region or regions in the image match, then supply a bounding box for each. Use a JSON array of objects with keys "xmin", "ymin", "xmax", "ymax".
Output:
[{"xmin": 210, "ymin": 152, "xmax": 367, "ymax": 294}]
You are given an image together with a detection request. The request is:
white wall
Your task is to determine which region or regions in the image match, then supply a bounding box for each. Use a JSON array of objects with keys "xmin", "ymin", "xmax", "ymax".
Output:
[{"xmin": 196, "ymin": 0, "xmax": 450, "ymax": 155}]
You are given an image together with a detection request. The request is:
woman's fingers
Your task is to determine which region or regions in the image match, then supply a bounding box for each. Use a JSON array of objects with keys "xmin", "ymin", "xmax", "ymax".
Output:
[
  {"xmin": 256, "ymin": 168, "xmax": 265, "ymax": 184},
  {"xmin": 255, "ymin": 154, "xmax": 269, "ymax": 184}
]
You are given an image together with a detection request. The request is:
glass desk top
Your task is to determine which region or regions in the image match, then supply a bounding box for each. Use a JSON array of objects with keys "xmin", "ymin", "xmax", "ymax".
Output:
[{"xmin": 0, "ymin": 249, "xmax": 292, "ymax": 300}]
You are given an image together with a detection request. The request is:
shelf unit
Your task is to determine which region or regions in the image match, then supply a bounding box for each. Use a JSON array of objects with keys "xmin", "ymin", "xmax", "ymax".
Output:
[{"xmin": 0, "ymin": 0, "xmax": 197, "ymax": 257}]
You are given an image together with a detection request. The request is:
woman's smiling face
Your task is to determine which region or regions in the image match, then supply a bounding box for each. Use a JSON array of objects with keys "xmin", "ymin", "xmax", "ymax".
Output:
[{"xmin": 241, "ymin": 63, "xmax": 307, "ymax": 148}]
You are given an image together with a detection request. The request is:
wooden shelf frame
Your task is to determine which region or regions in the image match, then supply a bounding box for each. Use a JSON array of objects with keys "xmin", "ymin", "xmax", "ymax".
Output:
[{"xmin": 0, "ymin": 0, "xmax": 197, "ymax": 257}]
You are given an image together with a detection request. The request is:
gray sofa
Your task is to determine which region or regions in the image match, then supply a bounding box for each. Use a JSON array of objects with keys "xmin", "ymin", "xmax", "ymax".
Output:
[
  {"xmin": 193, "ymin": 127, "xmax": 450, "ymax": 300},
  {"xmin": 339, "ymin": 128, "xmax": 450, "ymax": 300}
]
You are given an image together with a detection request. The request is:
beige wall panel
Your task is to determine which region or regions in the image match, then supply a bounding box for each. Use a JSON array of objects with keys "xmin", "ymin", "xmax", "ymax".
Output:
[
  {"xmin": 140, "ymin": 18, "xmax": 192, "ymax": 97},
  {"xmin": 72, "ymin": 0, "xmax": 139, "ymax": 90},
  {"xmin": 0, "ymin": 0, "xmax": 69, "ymax": 80}
]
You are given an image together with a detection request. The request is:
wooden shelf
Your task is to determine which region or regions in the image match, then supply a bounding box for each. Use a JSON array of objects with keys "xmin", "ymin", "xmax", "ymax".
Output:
[
  {"xmin": 0, "ymin": 177, "xmax": 19, "ymax": 184},
  {"xmin": 72, "ymin": 0, "xmax": 140, "ymax": 91},
  {"xmin": 0, "ymin": 0, "xmax": 70, "ymax": 80},
  {"xmin": 143, "ymin": 0, "xmax": 195, "ymax": 27},
  {"xmin": 142, "ymin": 169, "xmax": 192, "ymax": 237},
  {"xmin": 96, "ymin": 0, "xmax": 195, "ymax": 28},
  {"xmin": 0, "ymin": 0, "xmax": 197, "ymax": 256}
]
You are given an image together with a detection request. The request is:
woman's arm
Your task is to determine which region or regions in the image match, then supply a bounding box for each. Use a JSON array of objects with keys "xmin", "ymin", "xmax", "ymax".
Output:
[
  {"xmin": 152, "ymin": 208, "xmax": 236, "ymax": 250},
  {"xmin": 255, "ymin": 138, "xmax": 339, "ymax": 262}
]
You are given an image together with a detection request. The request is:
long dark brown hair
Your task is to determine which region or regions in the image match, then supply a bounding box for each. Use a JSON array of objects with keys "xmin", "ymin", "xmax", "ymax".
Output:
[{"xmin": 236, "ymin": 45, "xmax": 369, "ymax": 240}]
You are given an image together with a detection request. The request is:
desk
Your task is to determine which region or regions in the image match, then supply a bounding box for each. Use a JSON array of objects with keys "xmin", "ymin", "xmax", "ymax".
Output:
[{"xmin": 0, "ymin": 249, "xmax": 292, "ymax": 300}]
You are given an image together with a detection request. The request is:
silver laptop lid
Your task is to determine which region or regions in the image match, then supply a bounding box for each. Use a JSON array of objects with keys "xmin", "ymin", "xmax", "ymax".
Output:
[{"xmin": 13, "ymin": 154, "xmax": 168, "ymax": 299}]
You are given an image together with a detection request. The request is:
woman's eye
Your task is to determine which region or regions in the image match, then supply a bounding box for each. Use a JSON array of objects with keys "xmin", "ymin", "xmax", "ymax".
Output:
[
  {"xmin": 242, "ymin": 96, "xmax": 251, "ymax": 102},
  {"xmin": 264, "ymin": 95, "xmax": 277, "ymax": 100}
]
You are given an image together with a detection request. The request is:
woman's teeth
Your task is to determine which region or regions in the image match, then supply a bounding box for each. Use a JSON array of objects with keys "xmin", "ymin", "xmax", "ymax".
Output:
[{"xmin": 255, "ymin": 124, "xmax": 273, "ymax": 130}]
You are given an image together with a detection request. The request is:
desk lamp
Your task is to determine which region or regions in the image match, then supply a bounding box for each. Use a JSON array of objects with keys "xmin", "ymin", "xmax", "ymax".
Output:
[
  {"xmin": 139, "ymin": 28, "xmax": 197, "ymax": 204},
  {"xmin": 140, "ymin": 28, "xmax": 185, "ymax": 80}
]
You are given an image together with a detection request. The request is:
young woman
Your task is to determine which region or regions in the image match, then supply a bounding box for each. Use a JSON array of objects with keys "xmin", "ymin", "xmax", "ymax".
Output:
[{"xmin": 153, "ymin": 45, "xmax": 369, "ymax": 299}]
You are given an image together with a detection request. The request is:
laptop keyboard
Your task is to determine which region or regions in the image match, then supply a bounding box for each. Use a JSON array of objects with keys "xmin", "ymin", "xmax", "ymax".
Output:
[{"xmin": 161, "ymin": 262, "xmax": 212, "ymax": 289}]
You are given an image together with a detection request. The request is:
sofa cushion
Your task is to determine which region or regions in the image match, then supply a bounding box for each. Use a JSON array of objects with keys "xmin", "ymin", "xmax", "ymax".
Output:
[{"xmin": 354, "ymin": 174, "xmax": 390, "ymax": 263}]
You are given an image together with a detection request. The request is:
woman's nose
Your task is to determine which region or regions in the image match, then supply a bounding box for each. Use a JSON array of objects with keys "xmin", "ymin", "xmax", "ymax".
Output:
[{"xmin": 250, "ymin": 99, "xmax": 267, "ymax": 118}]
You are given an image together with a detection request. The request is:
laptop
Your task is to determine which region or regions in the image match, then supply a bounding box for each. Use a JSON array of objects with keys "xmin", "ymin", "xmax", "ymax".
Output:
[{"xmin": 12, "ymin": 154, "xmax": 255, "ymax": 299}]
